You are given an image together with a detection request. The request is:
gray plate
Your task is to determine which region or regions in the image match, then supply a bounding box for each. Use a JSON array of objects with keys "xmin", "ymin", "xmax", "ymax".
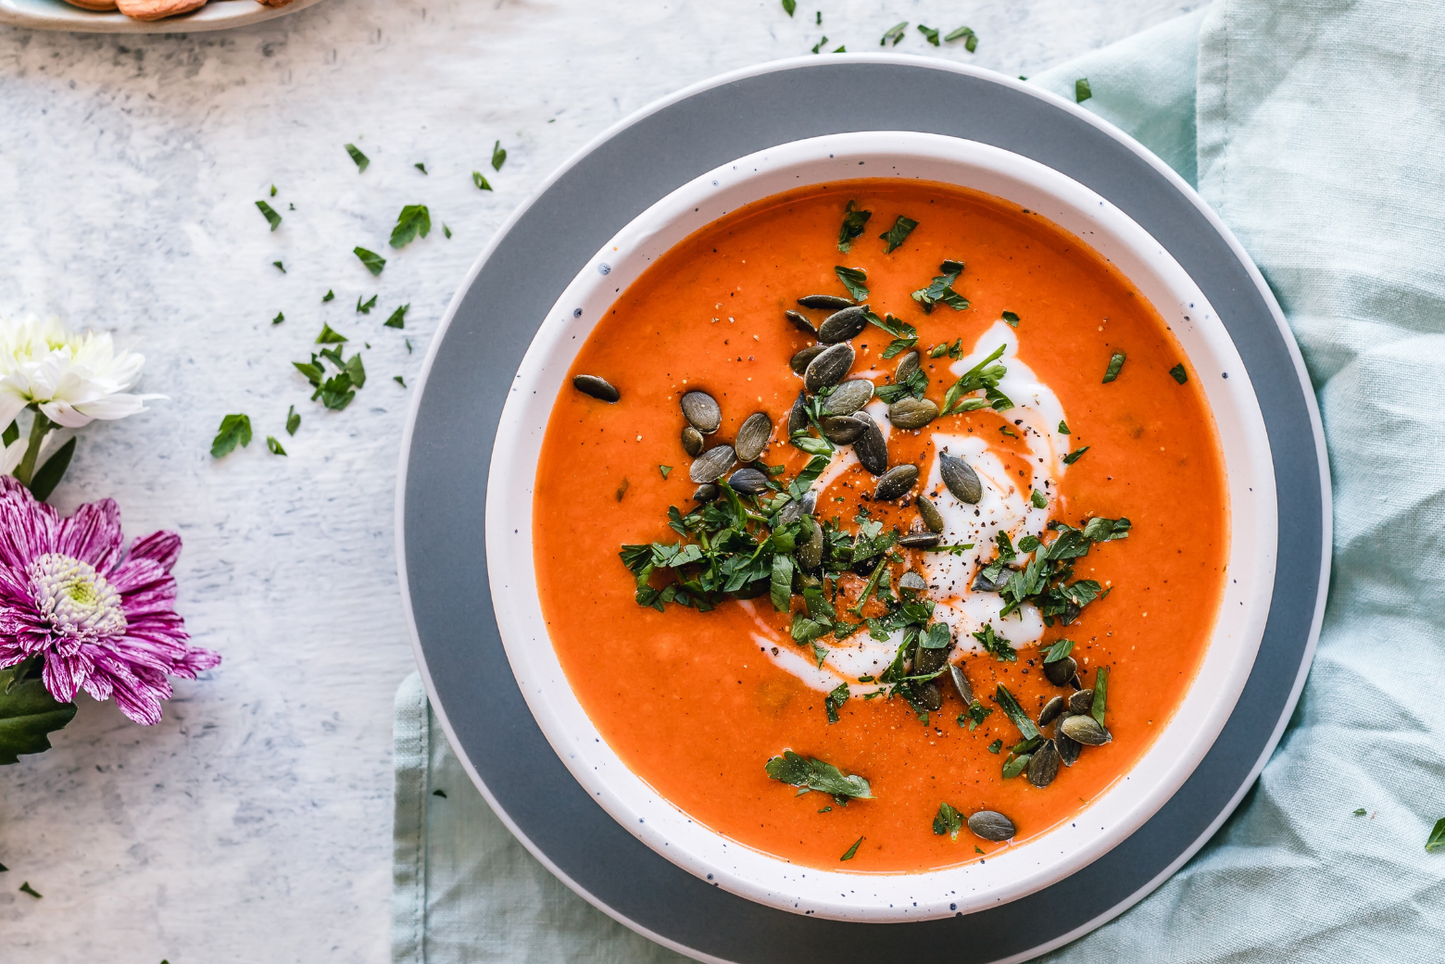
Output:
[{"xmin": 398, "ymin": 56, "xmax": 1329, "ymax": 963}]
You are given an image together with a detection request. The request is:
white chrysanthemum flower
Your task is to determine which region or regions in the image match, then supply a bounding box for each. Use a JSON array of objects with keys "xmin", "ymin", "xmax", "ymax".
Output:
[
  {"xmin": 1, "ymin": 437, "xmax": 25, "ymax": 474},
  {"xmin": 0, "ymin": 316, "xmax": 164, "ymax": 430}
]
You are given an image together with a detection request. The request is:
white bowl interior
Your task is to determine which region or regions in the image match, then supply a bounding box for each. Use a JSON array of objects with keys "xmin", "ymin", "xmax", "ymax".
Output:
[{"xmin": 485, "ymin": 132, "xmax": 1277, "ymax": 921}]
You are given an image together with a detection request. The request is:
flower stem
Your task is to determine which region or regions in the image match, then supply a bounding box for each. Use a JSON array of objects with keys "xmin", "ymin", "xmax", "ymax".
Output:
[{"xmin": 13, "ymin": 410, "xmax": 51, "ymax": 487}]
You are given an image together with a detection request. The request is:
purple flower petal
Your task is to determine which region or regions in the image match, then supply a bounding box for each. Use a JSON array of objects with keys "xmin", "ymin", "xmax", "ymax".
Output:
[
  {"xmin": 126, "ymin": 530, "xmax": 181, "ymax": 572},
  {"xmin": 55, "ymin": 498, "xmax": 125, "ymax": 572}
]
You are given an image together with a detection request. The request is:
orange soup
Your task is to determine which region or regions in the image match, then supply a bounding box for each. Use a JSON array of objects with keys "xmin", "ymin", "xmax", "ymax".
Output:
[{"xmin": 532, "ymin": 180, "xmax": 1228, "ymax": 873}]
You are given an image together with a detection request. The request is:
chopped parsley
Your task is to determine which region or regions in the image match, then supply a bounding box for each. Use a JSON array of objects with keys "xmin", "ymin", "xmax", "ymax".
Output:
[
  {"xmin": 986, "ymin": 738, "xmax": 1003, "ymax": 754},
  {"xmin": 316, "ymin": 323, "xmax": 347, "ymax": 344},
  {"xmin": 1002, "ymin": 310, "xmax": 1020, "ymax": 328},
  {"xmin": 473, "ymin": 171, "xmax": 493, "ymax": 191},
  {"xmin": 414, "ymin": 162, "xmax": 428, "ymax": 175},
  {"xmin": 323, "ymin": 290, "xmax": 335, "ymax": 303},
  {"xmin": 879, "ymin": 215, "xmax": 918, "ymax": 253},
  {"xmin": 394, "ymin": 375, "xmax": 406, "ymax": 387},
  {"xmin": 491, "ymin": 140, "xmax": 507, "ymax": 172},
  {"xmin": 999, "ymin": 686, "xmax": 1039, "ymax": 741},
  {"xmin": 1062, "ymin": 446, "xmax": 1089, "ymax": 465},
  {"xmin": 880, "ymin": 21, "xmax": 906, "ymax": 45},
  {"xmin": 1030, "ymin": 489, "xmax": 1048, "ymax": 508},
  {"xmin": 933, "ymin": 802, "xmax": 963, "ymax": 839},
  {"xmin": 357, "ymin": 294, "xmax": 377, "ymax": 314},
  {"xmin": 659, "ymin": 465, "xmax": 672, "ymax": 479},
  {"xmin": 810, "ymin": 36, "xmax": 828, "ymax": 54},
  {"xmin": 841, "ymin": 837, "xmax": 863, "ymax": 861},
  {"xmin": 917, "ymin": 23, "xmax": 940, "ymax": 46},
  {"xmin": 1042, "ymin": 638, "xmax": 1074, "ymax": 663},
  {"xmin": 824, "ymin": 682, "xmax": 850, "ymax": 723},
  {"xmin": 354, "ymin": 247, "xmax": 386, "ymax": 276},
  {"xmin": 1092, "ymin": 665, "xmax": 1109, "ymax": 726},
  {"xmin": 1103, "ymin": 350, "xmax": 1126, "ymax": 383},
  {"xmin": 972, "ymin": 517, "xmax": 1125, "ymax": 625},
  {"xmin": 286, "ymin": 405, "xmax": 300, "ymax": 436},
  {"xmin": 272, "ymin": 311, "xmax": 285, "ymax": 326},
  {"xmin": 962, "ymin": 699, "xmax": 993, "ymax": 730},
  {"xmin": 837, "ymin": 201, "xmax": 872, "ymax": 253},
  {"xmin": 255, "ymin": 200, "xmax": 282, "ymax": 232},
  {"xmin": 443, "ymin": 224, "xmax": 452, "ymax": 239},
  {"xmin": 865, "ymin": 311, "xmax": 917, "ymax": 359},
  {"xmin": 390, "ymin": 205, "xmax": 432, "ymax": 248},
  {"xmin": 911, "ymin": 259, "xmax": 969, "ymax": 313},
  {"xmin": 210, "ymin": 414, "xmax": 252, "ymax": 458},
  {"xmin": 941, "ymin": 343, "xmax": 1012, "ymax": 414},
  {"xmin": 1058, "ymin": 420, "xmax": 1071, "ymax": 435},
  {"xmin": 1426, "ymin": 818, "xmax": 1445, "ymax": 853},
  {"xmin": 270, "ymin": 185, "xmax": 277, "ymax": 197},
  {"xmin": 385, "ymin": 304, "xmax": 409, "ymax": 329},
  {"xmin": 1076, "ymin": 78, "xmax": 1092, "ymax": 103},
  {"xmin": 1352, "ymin": 808, "xmax": 1368, "ymax": 817},
  {"xmin": 945, "ymin": 25, "xmax": 978, "ymax": 51},
  {"xmin": 834, "ymin": 265, "xmax": 869, "ymax": 300},
  {"xmin": 345, "ymin": 143, "xmax": 370, "ymax": 172},
  {"xmin": 266, "ymin": 435, "xmax": 287, "ymax": 456},
  {"xmin": 272, "ymin": 261, "xmax": 286, "ymax": 273},
  {"xmin": 972, "ymin": 623, "xmax": 1017, "ymax": 662},
  {"xmin": 1170, "ymin": 363, "xmax": 1188, "ymax": 384},
  {"xmin": 781, "ymin": 0, "xmax": 795, "ymax": 14},
  {"xmin": 765, "ymin": 750, "xmax": 873, "ymax": 804},
  {"xmin": 19, "ymin": 882, "xmax": 41, "ymax": 899}
]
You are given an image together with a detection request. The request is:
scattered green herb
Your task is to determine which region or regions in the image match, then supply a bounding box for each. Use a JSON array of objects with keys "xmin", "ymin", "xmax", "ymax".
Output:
[
  {"xmin": 1082, "ymin": 516, "xmax": 1132, "ymax": 542},
  {"xmin": 269, "ymin": 185, "xmax": 277, "ymax": 197},
  {"xmin": 911, "ymin": 259, "xmax": 969, "ymax": 313},
  {"xmin": 933, "ymin": 802, "xmax": 963, "ymax": 839},
  {"xmin": 1031, "ymin": 489, "xmax": 1048, "ymax": 509},
  {"xmin": 917, "ymin": 23, "xmax": 940, "ymax": 45},
  {"xmin": 1103, "ymin": 350, "xmax": 1126, "ymax": 383},
  {"xmin": 414, "ymin": 162, "xmax": 428, "ymax": 175},
  {"xmin": 996, "ymin": 685, "xmax": 1040, "ymax": 740},
  {"xmin": 879, "ymin": 215, "xmax": 918, "ymax": 253},
  {"xmin": 865, "ymin": 311, "xmax": 918, "ymax": 359},
  {"xmin": 1169, "ymin": 363, "xmax": 1188, "ymax": 384},
  {"xmin": 266, "ymin": 436, "xmax": 286, "ymax": 456},
  {"xmin": 286, "ymin": 405, "xmax": 300, "ymax": 436},
  {"xmin": 999, "ymin": 426, "xmax": 1018, "ymax": 439},
  {"xmin": 385, "ymin": 304, "xmax": 409, "ymax": 329},
  {"xmin": 941, "ymin": 343, "xmax": 1012, "ymax": 414},
  {"xmin": 1092, "ymin": 666, "xmax": 1109, "ymax": 726},
  {"xmin": 880, "ymin": 21, "xmax": 907, "ymax": 45},
  {"xmin": 1076, "ymin": 78, "xmax": 1092, "ymax": 103},
  {"xmin": 272, "ymin": 311, "xmax": 285, "ymax": 326},
  {"xmin": 323, "ymin": 290, "xmax": 335, "ymax": 303},
  {"xmin": 972, "ymin": 622, "xmax": 1017, "ymax": 662},
  {"xmin": 256, "ymin": 200, "xmax": 282, "ymax": 231},
  {"xmin": 781, "ymin": 0, "xmax": 795, "ymax": 14},
  {"xmin": 345, "ymin": 143, "xmax": 370, "ymax": 172},
  {"xmin": 837, "ymin": 201, "xmax": 873, "ymax": 253},
  {"xmin": 443, "ymin": 224, "xmax": 452, "ymax": 239},
  {"xmin": 210, "ymin": 414, "xmax": 252, "ymax": 459},
  {"xmin": 987, "ymin": 738, "xmax": 1003, "ymax": 754},
  {"xmin": 273, "ymin": 261, "xmax": 286, "ymax": 273},
  {"xmin": 316, "ymin": 323, "xmax": 347, "ymax": 344},
  {"xmin": 19, "ymin": 882, "xmax": 41, "ymax": 899},
  {"xmin": 390, "ymin": 204, "xmax": 432, "ymax": 248},
  {"xmin": 1062, "ymin": 446, "xmax": 1089, "ymax": 465},
  {"xmin": 834, "ymin": 265, "xmax": 869, "ymax": 300},
  {"xmin": 473, "ymin": 171, "xmax": 493, "ymax": 191},
  {"xmin": 1002, "ymin": 310, "xmax": 1020, "ymax": 328},
  {"xmin": 964, "ymin": 700, "xmax": 993, "ymax": 730},
  {"xmin": 1043, "ymin": 638, "xmax": 1075, "ymax": 663},
  {"xmin": 659, "ymin": 465, "xmax": 672, "ymax": 479},
  {"xmin": 825, "ymin": 682, "xmax": 850, "ymax": 724},
  {"xmin": 1001, "ymin": 752, "xmax": 1032, "ymax": 778},
  {"xmin": 945, "ymin": 25, "xmax": 978, "ymax": 51},
  {"xmin": 394, "ymin": 375, "xmax": 406, "ymax": 387},
  {"xmin": 357, "ymin": 294, "xmax": 378, "ymax": 314},
  {"xmin": 1353, "ymin": 808, "xmax": 1368, "ymax": 817},
  {"xmin": 810, "ymin": 36, "xmax": 828, "ymax": 54},
  {"xmin": 491, "ymin": 140, "xmax": 507, "ymax": 172},
  {"xmin": 765, "ymin": 750, "xmax": 874, "ymax": 804},
  {"xmin": 841, "ymin": 836, "xmax": 863, "ymax": 861},
  {"xmin": 1426, "ymin": 818, "xmax": 1445, "ymax": 853},
  {"xmin": 354, "ymin": 247, "xmax": 386, "ymax": 276},
  {"xmin": 1058, "ymin": 420, "xmax": 1070, "ymax": 435}
]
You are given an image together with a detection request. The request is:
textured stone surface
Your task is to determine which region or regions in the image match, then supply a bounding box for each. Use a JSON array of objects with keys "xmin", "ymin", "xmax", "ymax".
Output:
[{"xmin": 0, "ymin": 0, "xmax": 1201, "ymax": 960}]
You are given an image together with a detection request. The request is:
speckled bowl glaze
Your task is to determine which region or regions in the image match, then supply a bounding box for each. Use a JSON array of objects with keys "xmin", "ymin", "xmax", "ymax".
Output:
[{"xmin": 485, "ymin": 131, "xmax": 1277, "ymax": 922}]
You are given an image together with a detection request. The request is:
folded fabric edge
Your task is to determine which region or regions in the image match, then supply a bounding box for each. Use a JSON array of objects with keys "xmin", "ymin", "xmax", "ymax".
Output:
[{"xmin": 393, "ymin": 671, "xmax": 430, "ymax": 964}]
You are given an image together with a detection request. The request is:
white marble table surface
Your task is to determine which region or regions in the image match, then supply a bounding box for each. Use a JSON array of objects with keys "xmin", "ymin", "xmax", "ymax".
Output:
[{"xmin": 0, "ymin": 0, "xmax": 1203, "ymax": 959}]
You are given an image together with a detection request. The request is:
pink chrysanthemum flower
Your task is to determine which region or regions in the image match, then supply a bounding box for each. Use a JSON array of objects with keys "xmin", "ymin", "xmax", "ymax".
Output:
[{"xmin": 0, "ymin": 476, "xmax": 218, "ymax": 725}]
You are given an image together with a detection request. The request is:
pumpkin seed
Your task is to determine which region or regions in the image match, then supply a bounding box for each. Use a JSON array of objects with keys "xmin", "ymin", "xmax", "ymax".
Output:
[
  {"xmin": 822, "ymin": 379, "xmax": 875, "ymax": 415},
  {"xmin": 1068, "ymin": 689, "xmax": 1095, "ymax": 714},
  {"xmin": 1044, "ymin": 655, "xmax": 1078, "ymax": 686},
  {"xmin": 785, "ymin": 309, "xmax": 817, "ymax": 335},
  {"xmin": 1038, "ymin": 696, "xmax": 1066, "ymax": 728},
  {"xmin": 790, "ymin": 344, "xmax": 827, "ymax": 375},
  {"xmin": 1056, "ymin": 729, "xmax": 1082, "ymax": 767},
  {"xmin": 689, "ymin": 444, "xmax": 736, "ymax": 483},
  {"xmin": 797, "ymin": 515, "xmax": 824, "ymax": 570},
  {"xmin": 888, "ymin": 397, "xmax": 939, "ymax": 430},
  {"xmin": 917, "ymin": 681, "xmax": 943, "ymax": 711},
  {"xmin": 681, "ymin": 390, "xmax": 722, "ymax": 434},
  {"xmin": 1059, "ymin": 714, "xmax": 1112, "ymax": 746},
  {"xmin": 949, "ymin": 664, "xmax": 974, "ymax": 705},
  {"xmin": 898, "ymin": 531, "xmax": 940, "ymax": 548},
  {"xmin": 804, "ymin": 342, "xmax": 856, "ymax": 393},
  {"xmin": 728, "ymin": 467, "xmax": 769, "ymax": 494},
  {"xmin": 898, "ymin": 571, "xmax": 927, "ymax": 591},
  {"xmin": 735, "ymin": 412, "xmax": 773, "ymax": 462},
  {"xmin": 817, "ymin": 305, "xmax": 868, "ymax": 343},
  {"xmin": 776, "ymin": 490, "xmax": 816, "ymax": 527},
  {"xmin": 572, "ymin": 374, "xmax": 620, "ymax": 402},
  {"xmin": 1027, "ymin": 740, "xmax": 1061, "ymax": 788},
  {"xmin": 874, "ymin": 464, "xmax": 919, "ymax": 501},
  {"xmin": 939, "ymin": 453, "xmax": 982, "ymax": 503},
  {"xmin": 787, "ymin": 392, "xmax": 809, "ymax": 436},
  {"xmin": 895, "ymin": 349, "xmax": 920, "ymax": 383},
  {"xmin": 820, "ymin": 414, "xmax": 866, "ymax": 445},
  {"xmin": 692, "ymin": 483, "xmax": 718, "ymax": 502},
  {"xmin": 681, "ymin": 425, "xmax": 704, "ymax": 457},
  {"xmin": 854, "ymin": 413, "xmax": 888, "ymax": 476},
  {"xmin": 972, "ymin": 567, "xmax": 1012, "ymax": 593},
  {"xmin": 798, "ymin": 294, "xmax": 855, "ymax": 310},
  {"xmin": 917, "ymin": 497, "xmax": 945, "ymax": 533},
  {"xmin": 967, "ymin": 810, "xmax": 1016, "ymax": 842}
]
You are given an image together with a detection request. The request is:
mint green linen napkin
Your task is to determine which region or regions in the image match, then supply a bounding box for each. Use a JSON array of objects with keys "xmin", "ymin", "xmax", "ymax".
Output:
[{"xmin": 396, "ymin": 2, "xmax": 1445, "ymax": 958}]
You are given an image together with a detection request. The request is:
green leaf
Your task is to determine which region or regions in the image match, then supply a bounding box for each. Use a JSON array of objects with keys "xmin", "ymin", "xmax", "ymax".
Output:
[
  {"xmin": 473, "ymin": 171, "xmax": 492, "ymax": 191},
  {"xmin": 491, "ymin": 140, "xmax": 507, "ymax": 172},
  {"xmin": 1002, "ymin": 310, "xmax": 1020, "ymax": 328},
  {"xmin": 394, "ymin": 375, "xmax": 406, "ymax": 387},
  {"xmin": 19, "ymin": 882, "xmax": 42, "ymax": 898},
  {"xmin": 0, "ymin": 659, "xmax": 77, "ymax": 765},
  {"xmin": 316, "ymin": 323, "xmax": 348, "ymax": 345},
  {"xmin": 920, "ymin": 622, "xmax": 951, "ymax": 649},
  {"xmin": 1082, "ymin": 516, "xmax": 1131, "ymax": 542},
  {"xmin": 972, "ymin": 622, "xmax": 1017, "ymax": 662},
  {"xmin": 1170, "ymin": 363, "xmax": 1188, "ymax": 384},
  {"xmin": 878, "ymin": 215, "xmax": 918, "ymax": 253},
  {"xmin": 390, "ymin": 205, "xmax": 432, "ymax": 249},
  {"xmin": 210, "ymin": 413, "xmax": 252, "ymax": 458},
  {"xmin": 840, "ymin": 836, "xmax": 863, "ymax": 861},
  {"xmin": 354, "ymin": 294, "xmax": 376, "ymax": 314},
  {"xmin": 986, "ymin": 738, "xmax": 1002, "ymax": 754},
  {"xmin": 344, "ymin": 352, "xmax": 367, "ymax": 389},
  {"xmin": 414, "ymin": 162, "xmax": 428, "ymax": 175},
  {"xmin": 1426, "ymin": 818, "xmax": 1445, "ymax": 853},
  {"xmin": 917, "ymin": 23, "xmax": 940, "ymax": 45},
  {"xmin": 270, "ymin": 184, "xmax": 277, "ymax": 197},
  {"xmin": 354, "ymin": 247, "xmax": 386, "ymax": 276},
  {"xmin": 443, "ymin": 224, "xmax": 452, "ymax": 239},
  {"xmin": 272, "ymin": 311, "xmax": 285, "ymax": 326},
  {"xmin": 1042, "ymin": 638, "xmax": 1075, "ymax": 663},
  {"xmin": 345, "ymin": 143, "xmax": 370, "ymax": 172},
  {"xmin": 1092, "ymin": 666, "xmax": 1109, "ymax": 726},
  {"xmin": 945, "ymin": 25, "xmax": 978, "ymax": 51},
  {"xmin": 765, "ymin": 750, "xmax": 873, "ymax": 802},
  {"xmin": 273, "ymin": 261, "xmax": 286, "ymax": 273},
  {"xmin": 782, "ymin": 0, "xmax": 796, "ymax": 15},
  {"xmin": 1001, "ymin": 752, "xmax": 1032, "ymax": 778},
  {"xmin": 879, "ymin": 20, "xmax": 906, "ymax": 45},
  {"xmin": 658, "ymin": 465, "xmax": 672, "ymax": 480},
  {"xmin": 836, "ymin": 201, "xmax": 872, "ymax": 253},
  {"xmin": 770, "ymin": 553, "xmax": 794, "ymax": 612},
  {"xmin": 1030, "ymin": 488, "xmax": 1048, "ymax": 509},
  {"xmin": 255, "ymin": 200, "xmax": 282, "ymax": 231},
  {"xmin": 385, "ymin": 304, "xmax": 409, "ymax": 329},
  {"xmin": 1058, "ymin": 420, "xmax": 1070, "ymax": 435},
  {"xmin": 1062, "ymin": 446, "xmax": 1090, "ymax": 465},
  {"xmin": 1353, "ymin": 808, "xmax": 1367, "ymax": 816},
  {"xmin": 911, "ymin": 260, "xmax": 969, "ymax": 313},
  {"xmin": 1076, "ymin": 78, "xmax": 1092, "ymax": 103},
  {"xmin": 933, "ymin": 801, "xmax": 963, "ymax": 839},
  {"xmin": 27, "ymin": 437, "xmax": 75, "ymax": 503},
  {"xmin": 266, "ymin": 435, "xmax": 287, "ymax": 456},
  {"xmin": 824, "ymin": 683, "xmax": 849, "ymax": 724},
  {"xmin": 2, "ymin": 420, "xmax": 17, "ymax": 447},
  {"xmin": 323, "ymin": 289, "xmax": 335, "ymax": 302},
  {"xmin": 1103, "ymin": 350, "xmax": 1126, "ymax": 383},
  {"xmin": 286, "ymin": 405, "xmax": 301, "ymax": 436},
  {"xmin": 834, "ymin": 265, "xmax": 869, "ymax": 300},
  {"xmin": 995, "ymin": 684, "xmax": 1039, "ymax": 740}
]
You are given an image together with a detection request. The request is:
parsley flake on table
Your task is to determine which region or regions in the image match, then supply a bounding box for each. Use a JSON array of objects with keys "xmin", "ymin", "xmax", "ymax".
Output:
[
  {"xmin": 781, "ymin": 0, "xmax": 795, "ymax": 15},
  {"xmin": 1076, "ymin": 78, "xmax": 1093, "ymax": 103},
  {"xmin": 917, "ymin": 23, "xmax": 940, "ymax": 46},
  {"xmin": 945, "ymin": 25, "xmax": 978, "ymax": 51},
  {"xmin": 210, "ymin": 414, "xmax": 252, "ymax": 459},
  {"xmin": 414, "ymin": 162, "xmax": 428, "ymax": 175},
  {"xmin": 443, "ymin": 224, "xmax": 452, "ymax": 239},
  {"xmin": 272, "ymin": 311, "xmax": 284, "ymax": 326},
  {"xmin": 354, "ymin": 247, "xmax": 386, "ymax": 276},
  {"xmin": 880, "ymin": 21, "xmax": 907, "ymax": 45},
  {"xmin": 390, "ymin": 205, "xmax": 432, "ymax": 248},
  {"xmin": 19, "ymin": 882, "xmax": 41, "ymax": 899},
  {"xmin": 269, "ymin": 184, "xmax": 277, "ymax": 197},
  {"xmin": 840, "ymin": 837, "xmax": 863, "ymax": 861},
  {"xmin": 836, "ymin": 200, "xmax": 872, "ymax": 253},
  {"xmin": 491, "ymin": 140, "xmax": 507, "ymax": 172},
  {"xmin": 272, "ymin": 261, "xmax": 286, "ymax": 273},
  {"xmin": 473, "ymin": 171, "xmax": 492, "ymax": 191},
  {"xmin": 1426, "ymin": 818, "xmax": 1445, "ymax": 852},
  {"xmin": 323, "ymin": 290, "xmax": 335, "ymax": 303},
  {"xmin": 385, "ymin": 304, "xmax": 409, "ymax": 329},
  {"xmin": 394, "ymin": 375, "xmax": 406, "ymax": 387},
  {"xmin": 357, "ymin": 294, "xmax": 378, "ymax": 314},
  {"xmin": 810, "ymin": 36, "xmax": 828, "ymax": 54},
  {"xmin": 834, "ymin": 265, "xmax": 869, "ymax": 300},
  {"xmin": 879, "ymin": 215, "xmax": 918, "ymax": 253},
  {"xmin": 1352, "ymin": 807, "xmax": 1368, "ymax": 817},
  {"xmin": 345, "ymin": 143, "xmax": 370, "ymax": 172},
  {"xmin": 286, "ymin": 405, "xmax": 300, "ymax": 436},
  {"xmin": 266, "ymin": 436, "xmax": 287, "ymax": 456},
  {"xmin": 765, "ymin": 750, "xmax": 873, "ymax": 804},
  {"xmin": 316, "ymin": 324, "xmax": 347, "ymax": 344},
  {"xmin": 255, "ymin": 200, "xmax": 282, "ymax": 231}
]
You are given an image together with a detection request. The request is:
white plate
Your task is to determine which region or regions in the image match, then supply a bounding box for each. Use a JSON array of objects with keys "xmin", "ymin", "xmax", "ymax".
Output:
[
  {"xmin": 0, "ymin": 0, "xmax": 325, "ymax": 33},
  {"xmin": 484, "ymin": 130, "xmax": 1278, "ymax": 922}
]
